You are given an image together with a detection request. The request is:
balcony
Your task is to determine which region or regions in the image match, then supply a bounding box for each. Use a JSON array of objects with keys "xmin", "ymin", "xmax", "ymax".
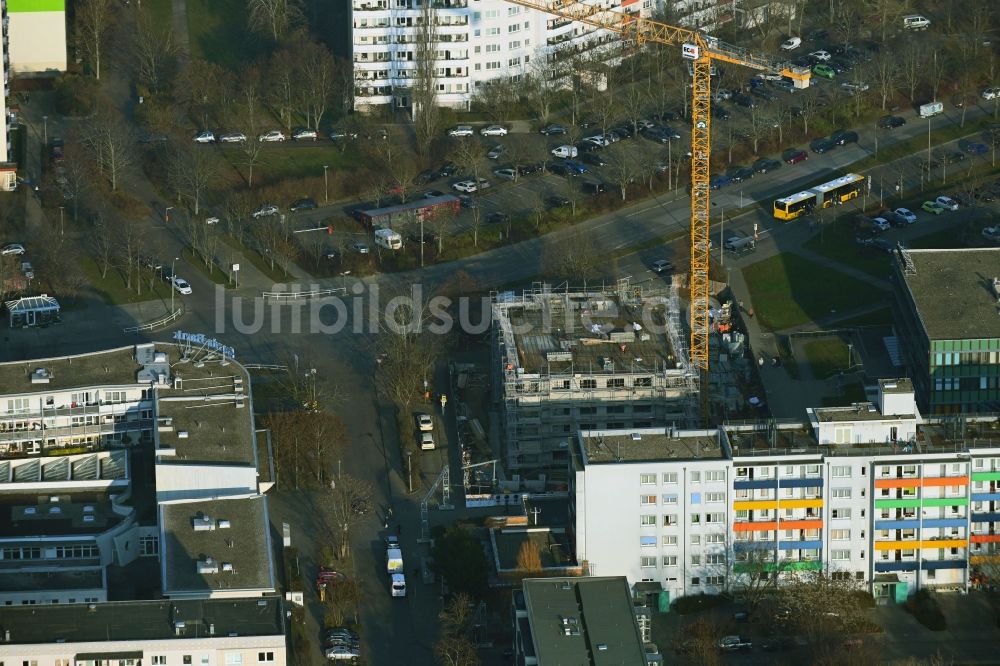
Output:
[{"xmin": 353, "ymin": 1, "xmax": 389, "ymax": 10}]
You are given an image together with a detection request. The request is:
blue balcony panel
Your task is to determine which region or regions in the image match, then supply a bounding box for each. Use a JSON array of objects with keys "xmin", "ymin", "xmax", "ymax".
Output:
[
  {"xmin": 873, "ymin": 519, "xmax": 921, "ymax": 530},
  {"xmin": 970, "ymin": 493, "xmax": 1000, "ymax": 502},
  {"xmin": 733, "ymin": 541, "xmax": 776, "ymax": 552},
  {"xmin": 971, "ymin": 512, "xmax": 1000, "ymax": 523},
  {"xmin": 875, "ymin": 561, "xmax": 918, "ymax": 573},
  {"xmin": 777, "ymin": 540, "xmax": 823, "ymax": 551},
  {"xmin": 921, "ymin": 559, "xmax": 967, "ymax": 570},
  {"xmin": 734, "ymin": 479, "xmax": 778, "ymax": 491},
  {"xmin": 778, "ymin": 477, "xmax": 824, "ymax": 489},
  {"xmin": 921, "ymin": 518, "xmax": 967, "ymax": 529}
]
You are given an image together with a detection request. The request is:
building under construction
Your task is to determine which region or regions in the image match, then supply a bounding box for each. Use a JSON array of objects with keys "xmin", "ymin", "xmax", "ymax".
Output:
[{"xmin": 492, "ymin": 281, "xmax": 700, "ymax": 487}]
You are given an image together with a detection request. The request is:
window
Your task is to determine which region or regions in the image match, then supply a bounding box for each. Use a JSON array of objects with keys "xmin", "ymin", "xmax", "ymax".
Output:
[
  {"xmin": 690, "ymin": 471, "xmax": 701, "ymax": 483},
  {"xmin": 486, "ymin": 27, "xmax": 500, "ymax": 35},
  {"xmin": 706, "ymin": 492, "xmax": 725, "ymax": 503},
  {"xmin": 140, "ymin": 535, "xmax": 159, "ymax": 557},
  {"xmin": 640, "ymin": 556, "xmax": 657, "ymax": 568},
  {"xmin": 202, "ymin": 657, "xmax": 210, "ymax": 665},
  {"xmin": 706, "ymin": 513, "xmax": 724, "ymax": 524},
  {"xmin": 485, "ymin": 43, "xmax": 500, "ymax": 52},
  {"xmin": 662, "ymin": 472, "xmax": 677, "ymax": 483},
  {"xmin": 736, "ymin": 489, "xmax": 749, "ymax": 499},
  {"xmin": 691, "ymin": 577, "xmax": 701, "ymax": 585},
  {"xmin": 831, "ymin": 508, "xmax": 852, "ymax": 519},
  {"xmin": 690, "ymin": 535, "xmax": 701, "ymax": 545},
  {"xmin": 152, "ymin": 659, "xmax": 166, "ymax": 666},
  {"xmin": 831, "ymin": 529, "xmax": 850, "ymax": 540},
  {"xmin": 706, "ymin": 534, "xmax": 725, "ymax": 543},
  {"xmin": 640, "ymin": 536, "xmax": 657, "ymax": 547},
  {"xmin": 706, "ymin": 554, "xmax": 725, "ymax": 565},
  {"xmin": 224, "ymin": 654, "xmax": 243, "ymax": 665},
  {"xmin": 706, "ymin": 575, "xmax": 725, "ymax": 586},
  {"xmin": 55, "ymin": 660, "xmax": 71, "ymax": 666},
  {"xmin": 832, "ymin": 488, "xmax": 852, "ymax": 499},
  {"xmin": 662, "ymin": 494, "xmax": 678, "ymax": 505},
  {"xmin": 640, "ymin": 473, "xmax": 657, "ymax": 485},
  {"xmin": 690, "ymin": 514, "xmax": 701, "ymax": 524},
  {"xmin": 663, "ymin": 555, "xmax": 677, "ymax": 566},
  {"xmin": 581, "ymin": 379, "xmax": 596, "ymax": 389},
  {"xmin": 663, "ymin": 514, "xmax": 677, "ymax": 526},
  {"xmin": 663, "ymin": 535, "xmax": 678, "ymax": 545},
  {"xmin": 832, "ymin": 465, "xmax": 851, "ymax": 478},
  {"xmin": 641, "ymin": 515, "xmax": 656, "ymax": 526},
  {"xmin": 184, "ymin": 658, "xmax": 193, "ymax": 665},
  {"xmin": 640, "ymin": 495, "xmax": 656, "ymax": 505},
  {"xmin": 607, "ymin": 378, "xmax": 625, "ymax": 388},
  {"xmin": 706, "ymin": 470, "xmax": 725, "ymax": 482}
]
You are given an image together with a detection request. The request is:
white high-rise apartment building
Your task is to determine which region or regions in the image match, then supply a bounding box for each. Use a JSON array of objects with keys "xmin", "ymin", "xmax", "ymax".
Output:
[{"xmin": 350, "ymin": 0, "xmax": 643, "ymax": 112}]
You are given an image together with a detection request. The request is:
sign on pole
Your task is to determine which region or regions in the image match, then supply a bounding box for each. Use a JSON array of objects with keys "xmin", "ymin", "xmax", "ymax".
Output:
[{"xmin": 682, "ymin": 43, "xmax": 699, "ymax": 60}]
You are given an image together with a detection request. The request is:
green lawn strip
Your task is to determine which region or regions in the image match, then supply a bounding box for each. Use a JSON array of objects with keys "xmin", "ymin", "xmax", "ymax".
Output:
[
  {"xmin": 229, "ymin": 144, "xmax": 360, "ymax": 182},
  {"xmin": 856, "ymin": 120, "xmax": 997, "ymax": 169},
  {"xmin": 821, "ymin": 381, "xmax": 867, "ymax": 407},
  {"xmin": 803, "ymin": 220, "xmax": 895, "ymax": 280},
  {"xmin": 78, "ymin": 256, "xmax": 172, "ymax": 305},
  {"xmin": 802, "ymin": 337, "xmax": 851, "ymax": 379},
  {"xmin": 742, "ymin": 253, "xmax": 884, "ymax": 331},
  {"xmin": 218, "ymin": 236, "xmax": 290, "ymax": 284},
  {"xmin": 186, "ymin": 0, "xmax": 270, "ymax": 69},
  {"xmin": 181, "ymin": 248, "xmax": 231, "ymax": 287},
  {"xmin": 143, "ymin": 0, "xmax": 172, "ymax": 31}
]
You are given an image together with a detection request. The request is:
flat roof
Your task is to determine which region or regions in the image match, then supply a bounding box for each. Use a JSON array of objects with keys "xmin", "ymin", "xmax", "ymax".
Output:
[
  {"xmin": 898, "ymin": 249, "xmax": 1000, "ymax": 340},
  {"xmin": 0, "ymin": 347, "xmax": 141, "ymax": 394},
  {"xmin": 522, "ymin": 576, "xmax": 647, "ymax": 666},
  {"xmin": 0, "ymin": 596, "xmax": 284, "ymax": 644},
  {"xmin": 813, "ymin": 403, "xmax": 916, "ymax": 423},
  {"xmin": 157, "ymin": 398, "xmax": 256, "ymax": 465},
  {"xmin": 879, "ymin": 378, "xmax": 914, "ymax": 394},
  {"xmin": 160, "ymin": 496, "xmax": 274, "ymax": 595},
  {"xmin": 0, "ymin": 569, "xmax": 103, "ymax": 592},
  {"xmin": 0, "ymin": 489, "xmax": 127, "ymax": 537},
  {"xmin": 494, "ymin": 529, "xmax": 576, "ymax": 571},
  {"xmin": 580, "ymin": 429, "xmax": 723, "ymax": 463},
  {"xmin": 497, "ymin": 292, "xmax": 678, "ymax": 375}
]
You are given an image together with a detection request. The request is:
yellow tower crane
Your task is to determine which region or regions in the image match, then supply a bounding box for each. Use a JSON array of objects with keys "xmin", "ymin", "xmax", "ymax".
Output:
[{"xmin": 502, "ymin": 1, "xmax": 810, "ymax": 373}]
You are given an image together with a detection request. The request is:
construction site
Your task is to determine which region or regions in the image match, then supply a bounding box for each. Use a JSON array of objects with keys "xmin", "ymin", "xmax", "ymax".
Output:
[{"xmin": 488, "ymin": 278, "xmax": 754, "ymax": 490}]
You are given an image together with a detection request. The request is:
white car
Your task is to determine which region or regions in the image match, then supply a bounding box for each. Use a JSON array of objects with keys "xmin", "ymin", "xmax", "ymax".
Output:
[
  {"xmin": 171, "ymin": 276, "xmax": 192, "ymax": 295},
  {"xmin": 292, "ymin": 128, "xmax": 317, "ymax": 141},
  {"xmin": 756, "ymin": 71, "xmax": 784, "ymax": 81},
  {"xmin": 218, "ymin": 132, "xmax": 246, "ymax": 143},
  {"xmin": 935, "ymin": 195, "xmax": 959, "ymax": 211},
  {"xmin": 251, "ymin": 204, "xmax": 279, "ymax": 219},
  {"xmin": 1, "ymin": 243, "xmax": 25, "ymax": 256},
  {"xmin": 583, "ymin": 135, "xmax": 612, "ymax": 147},
  {"xmin": 452, "ymin": 180, "xmax": 479, "ymax": 193},
  {"xmin": 982, "ymin": 87, "xmax": 1000, "ymax": 101},
  {"xmin": 258, "ymin": 130, "xmax": 286, "ymax": 142},
  {"xmin": 894, "ymin": 207, "xmax": 918, "ymax": 224},
  {"xmin": 841, "ymin": 82, "xmax": 870, "ymax": 93},
  {"xmin": 551, "ymin": 145, "xmax": 578, "ymax": 158},
  {"xmin": 420, "ymin": 431, "xmax": 435, "ymax": 451},
  {"xmin": 480, "ymin": 125, "xmax": 508, "ymax": 136},
  {"xmin": 352, "ymin": 241, "xmax": 369, "ymax": 254},
  {"xmin": 651, "ymin": 259, "xmax": 674, "ymax": 273},
  {"xmin": 493, "ymin": 168, "xmax": 517, "ymax": 181},
  {"xmin": 205, "ymin": 216, "xmax": 220, "ymax": 225},
  {"xmin": 871, "ymin": 217, "xmax": 890, "ymax": 232},
  {"xmin": 448, "ymin": 125, "xmax": 474, "ymax": 137},
  {"xmin": 809, "ymin": 50, "xmax": 831, "ymax": 61},
  {"xmin": 416, "ymin": 413, "xmax": 434, "ymax": 432},
  {"xmin": 780, "ymin": 37, "xmax": 802, "ymax": 51},
  {"xmin": 193, "ymin": 131, "xmax": 215, "ymax": 144}
]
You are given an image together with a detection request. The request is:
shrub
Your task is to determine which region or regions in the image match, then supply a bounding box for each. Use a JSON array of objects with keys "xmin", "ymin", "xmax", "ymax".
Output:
[
  {"xmin": 53, "ymin": 74, "xmax": 96, "ymax": 117},
  {"xmin": 904, "ymin": 589, "xmax": 946, "ymax": 631},
  {"xmin": 671, "ymin": 593, "xmax": 731, "ymax": 615}
]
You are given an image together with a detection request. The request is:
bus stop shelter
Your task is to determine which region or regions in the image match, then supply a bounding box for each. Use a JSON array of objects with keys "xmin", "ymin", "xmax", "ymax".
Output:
[{"xmin": 5, "ymin": 294, "xmax": 60, "ymax": 328}]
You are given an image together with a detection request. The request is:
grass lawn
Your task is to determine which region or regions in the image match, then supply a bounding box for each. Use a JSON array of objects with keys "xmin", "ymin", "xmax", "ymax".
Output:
[
  {"xmin": 855, "ymin": 122, "xmax": 995, "ymax": 169},
  {"xmin": 143, "ymin": 0, "xmax": 172, "ymax": 31},
  {"xmin": 833, "ymin": 307, "xmax": 894, "ymax": 328},
  {"xmin": 187, "ymin": 0, "xmax": 271, "ymax": 69},
  {"xmin": 821, "ymin": 381, "xmax": 867, "ymax": 407},
  {"xmin": 742, "ymin": 253, "xmax": 886, "ymax": 331},
  {"xmin": 254, "ymin": 144, "xmax": 360, "ymax": 181},
  {"xmin": 181, "ymin": 249, "xmax": 231, "ymax": 287},
  {"xmin": 79, "ymin": 256, "xmax": 172, "ymax": 305},
  {"xmin": 804, "ymin": 221, "xmax": 895, "ymax": 280},
  {"xmin": 219, "ymin": 236, "xmax": 290, "ymax": 284},
  {"xmin": 802, "ymin": 337, "xmax": 851, "ymax": 379}
]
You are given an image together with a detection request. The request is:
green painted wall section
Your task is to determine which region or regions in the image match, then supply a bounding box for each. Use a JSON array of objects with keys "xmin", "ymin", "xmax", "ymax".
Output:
[
  {"xmin": 973, "ymin": 472, "xmax": 1000, "ymax": 482},
  {"xmin": 921, "ymin": 497, "xmax": 968, "ymax": 507},
  {"xmin": 733, "ymin": 561, "xmax": 822, "ymax": 573},
  {"xmin": 7, "ymin": 0, "xmax": 64, "ymax": 12},
  {"xmin": 875, "ymin": 499, "xmax": 922, "ymax": 509}
]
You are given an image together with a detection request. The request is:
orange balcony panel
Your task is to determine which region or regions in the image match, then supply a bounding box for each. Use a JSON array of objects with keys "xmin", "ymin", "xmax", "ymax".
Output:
[
  {"xmin": 971, "ymin": 534, "xmax": 1000, "ymax": 543},
  {"xmin": 733, "ymin": 521, "xmax": 778, "ymax": 532},
  {"xmin": 921, "ymin": 476, "xmax": 969, "ymax": 487},
  {"xmin": 733, "ymin": 500, "xmax": 778, "ymax": 511},
  {"xmin": 777, "ymin": 499, "xmax": 823, "ymax": 509},
  {"xmin": 778, "ymin": 519, "xmax": 823, "ymax": 530},
  {"xmin": 874, "ymin": 478, "xmax": 920, "ymax": 489}
]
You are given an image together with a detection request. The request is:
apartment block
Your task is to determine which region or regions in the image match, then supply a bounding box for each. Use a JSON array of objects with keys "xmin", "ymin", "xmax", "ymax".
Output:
[
  {"xmin": 350, "ymin": 0, "xmax": 636, "ymax": 111},
  {"xmin": 568, "ymin": 379, "xmax": 1000, "ymax": 604},
  {"xmin": 892, "ymin": 248, "xmax": 1000, "ymax": 414},
  {"xmin": 8, "ymin": 0, "xmax": 67, "ymax": 74},
  {"xmin": 491, "ymin": 285, "xmax": 699, "ymax": 484},
  {"xmin": 0, "ymin": 343, "xmax": 284, "ymax": 663}
]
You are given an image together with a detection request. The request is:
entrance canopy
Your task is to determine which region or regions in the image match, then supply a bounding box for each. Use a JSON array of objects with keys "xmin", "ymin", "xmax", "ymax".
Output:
[{"xmin": 5, "ymin": 294, "xmax": 60, "ymax": 328}]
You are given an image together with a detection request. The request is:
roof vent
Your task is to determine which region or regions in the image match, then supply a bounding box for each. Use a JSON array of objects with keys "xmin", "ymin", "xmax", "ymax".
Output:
[
  {"xmin": 257, "ymin": 599, "xmax": 268, "ymax": 607},
  {"xmin": 174, "ymin": 621, "xmax": 186, "ymax": 636},
  {"xmin": 631, "ymin": 432, "xmax": 642, "ymax": 441},
  {"xmin": 867, "ymin": 404, "xmax": 877, "ymax": 413},
  {"xmin": 83, "ymin": 515, "xmax": 95, "ymax": 523},
  {"xmin": 884, "ymin": 382, "xmax": 897, "ymax": 389},
  {"xmin": 209, "ymin": 623, "xmax": 215, "ymax": 636},
  {"xmin": 196, "ymin": 558, "xmax": 219, "ymax": 574},
  {"xmin": 24, "ymin": 507, "xmax": 36, "ymax": 515},
  {"xmin": 87, "ymin": 604, "xmax": 96, "ymax": 612},
  {"xmin": 597, "ymin": 643, "xmax": 608, "ymax": 651},
  {"xmin": 192, "ymin": 515, "xmax": 215, "ymax": 531},
  {"xmin": 49, "ymin": 506, "xmax": 61, "ymax": 514},
  {"xmin": 217, "ymin": 519, "xmax": 231, "ymax": 529},
  {"xmin": 222, "ymin": 562, "xmax": 235, "ymax": 573},
  {"xmin": 177, "ymin": 431, "xmax": 189, "ymax": 439},
  {"xmin": 30, "ymin": 368, "xmax": 51, "ymax": 384}
]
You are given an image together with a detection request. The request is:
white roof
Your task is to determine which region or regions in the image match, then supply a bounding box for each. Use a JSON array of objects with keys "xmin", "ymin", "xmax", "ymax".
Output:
[{"xmin": 5, "ymin": 294, "xmax": 59, "ymax": 313}]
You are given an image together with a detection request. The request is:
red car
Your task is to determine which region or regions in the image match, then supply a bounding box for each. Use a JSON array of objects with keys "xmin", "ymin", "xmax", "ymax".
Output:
[{"xmin": 783, "ymin": 149, "xmax": 809, "ymax": 165}]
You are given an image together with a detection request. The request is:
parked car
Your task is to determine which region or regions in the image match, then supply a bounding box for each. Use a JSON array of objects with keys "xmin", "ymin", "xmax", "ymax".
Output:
[
  {"xmin": 718, "ymin": 635, "xmax": 752, "ymax": 652},
  {"xmin": 458, "ymin": 194, "xmax": 477, "ymax": 209},
  {"xmin": 218, "ymin": 132, "xmax": 247, "ymax": 143},
  {"xmin": 921, "ymin": 200, "xmax": 946, "ymax": 215},
  {"xmin": 884, "ymin": 211, "xmax": 908, "ymax": 227},
  {"xmin": 809, "ymin": 50, "xmax": 832, "ymax": 61},
  {"xmin": 551, "ymin": 145, "xmax": 578, "ymax": 159},
  {"xmin": 711, "ymin": 105, "xmax": 731, "ymax": 120},
  {"xmin": 581, "ymin": 152, "xmax": 608, "ymax": 167},
  {"xmin": 540, "ymin": 124, "xmax": 567, "ymax": 135},
  {"xmin": 726, "ymin": 166, "xmax": 754, "ymax": 182},
  {"xmin": 894, "ymin": 207, "xmax": 917, "ymax": 224},
  {"xmin": 732, "ymin": 93, "xmax": 757, "ymax": 108},
  {"xmin": 780, "ymin": 37, "xmax": 802, "ymax": 51},
  {"xmin": 452, "ymin": 180, "xmax": 479, "ymax": 193},
  {"xmin": 447, "ymin": 125, "xmax": 474, "ymax": 137},
  {"xmin": 352, "ymin": 240, "xmax": 369, "ymax": 254},
  {"xmin": 546, "ymin": 195, "xmax": 571, "ymax": 208},
  {"xmin": 480, "ymin": 124, "xmax": 508, "ymax": 136},
  {"xmin": 170, "ymin": 276, "xmax": 193, "ymax": 295},
  {"xmin": 493, "ymin": 168, "xmax": 517, "ymax": 181},
  {"xmin": 831, "ymin": 130, "xmax": 859, "ymax": 145},
  {"xmin": 193, "ymin": 130, "xmax": 216, "ymax": 144},
  {"xmin": 870, "ymin": 238, "xmax": 895, "ymax": 253},
  {"xmin": 290, "ymin": 198, "xmax": 317, "ymax": 212},
  {"xmin": 437, "ymin": 162, "xmax": 458, "ymax": 178},
  {"xmin": 840, "ymin": 81, "xmax": 870, "ymax": 94},
  {"xmin": 258, "ymin": 130, "xmax": 286, "ymax": 142},
  {"xmin": 935, "ymin": 195, "xmax": 959, "ymax": 211},
  {"xmin": 582, "ymin": 181, "xmax": 607, "ymax": 195},
  {"xmin": 982, "ymin": 87, "xmax": 1000, "ymax": 101},
  {"xmin": 877, "ymin": 115, "xmax": 906, "ymax": 129},
  {"xmin": 783, "ymin": 148, "xmax": 809, "ymax": 164},
  {"xmin": 752, "ymin": 157, "xmax": 781, "ymax": 174},
  {"xmin": 517, "ymin": 163, "xmax": 541, "ymax": 176},
  {"xmin": 1, "ymin": 243, "xmax": 25, "ymax": 256},
  {"xmin": 416, "ymin": 413, "xmax": 433, "ymax": 432},
  {"xmin": 964, "ymin": 141, "xmax": 990, "ymax": 154},
  {"xmin": 422, "ymin": 189, "xmax": 445, "ymax": 199},
  {"xmin": 486, "ymin": 144, "xmax": 506, "ymax": 160},
  {"xmin": 329, "ymin": 129, "xmax": 359, "ymax": 141},
  {"xmin": 810, "ymin": 138, "xmax": 836, "ymax": 153},
  {"xmin": 870, "ymin": 216, "xmax": 890, "ymax": 232},
  {"xmin": 812, "ymin": 63, "xmax": 836, "ymax": 79},
  {"xmin": 291, "ymin": 127, "xmax": 318, "ymax": 141},
  {"xmin": 563, "ymin": 160, "xmax": 589, "ymax": 175},
  {"xmin": 710, "ymin": 175, "xmax": 733, "ymax": 189},
  {"xmin": 651, "ymin": 259, "xmax": 674, "ymax": 273},
  {"xmin": 251, "ymin": 204, "xmax": 279, "ymax": 219}
]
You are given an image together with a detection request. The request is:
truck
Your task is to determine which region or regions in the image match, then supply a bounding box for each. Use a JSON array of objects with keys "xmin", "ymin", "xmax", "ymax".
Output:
[
  {"xmin": 386, "ymin": 537, "xmax": 406, "ymax": 597},
  {"xmin": 374, "ymin": 227, "xmax": 403, "ymax": 250},
  {"xmin": 919, "ymin": 101, "xmax": 943, "ymax": 118}
]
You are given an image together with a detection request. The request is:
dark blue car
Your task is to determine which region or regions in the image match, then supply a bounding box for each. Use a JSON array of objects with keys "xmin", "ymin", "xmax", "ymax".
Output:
[
  {"xmin": 710, "ymin": 175, "xmax": 733, "ymax": 189},
  {"xmin": 964, "ymin": 142, "xmax": 989, "ymax": 154},
  {"xmin": 563, "ymin": 159, "xmax": 589, "ymax": 175}
]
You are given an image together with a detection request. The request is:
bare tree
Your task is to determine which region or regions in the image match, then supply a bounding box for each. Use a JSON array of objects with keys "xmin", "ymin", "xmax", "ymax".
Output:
[
  {"xmin": 326, "ymin": 474, "xmax": 373, "ymax": 558},
  {"xmin": 619, "ymin": 85, "xmax": 648, "ymax": 136},
  {"xmin": 176, "ymin": 59, "xmax": 227, "ymax": 130},
  {"xmin": 297, "ymin": 39, "xmax": 342, "ymax": 133},
  {"xmin": 266, "ymin": 47, "xmax": 299, "ymax": 133},
  {"xmin": 131, "ymin": 7, "xmax": 177, "ymax": 93},
  {"xmin": 731, "ymin": 548, "xmax": 778, "ymax": 610},
  {"xmin": 91, "ymin": 211, "xmax": 117, "ymax": 279},
  {"xmin": 473, "ymin": 79, "xmax": 520, "ymax": 128},
  {"xmin": 746, "ymin": 106, "xmax": 771, "ymax": 155},
  {"xmin": 75, "ymin": 0, "xmax": 115, "ymax": 80},
  {"xmin": 870, "ymin": 52, "xmax": 899, "ymax": 111},
  {"xmin": 412, "ymin": 4, "xmax": 441, "ymax": 158},
  {"xmin": 224, "ymin": 192, "xmax": 254, "ymax": 245},
  {"xmin": 524, "ymin": 59, "xmax": 559, "ymax": 123},
  {"xmin": 435, "ymin": 593, "xmax": 481, "ymax": 666},
  {"xmin": 167, "ymin": 142, "xmax": 217, "ymax": 217},
  {"xmin": 81, "ymin": 110, "xmax": 134, "ymax": 191},
  {"xmin": 899, "ymin": 44, "xmax": 924, "ymax": 103},
  {"xmin": 516, "ymin": 540, "xmax": 543, "ymax": 573},
  {"xmin": 451, "ymin": 140, "xmax": 488, "ymax": 246},
  {"xmin": 590, "ymin": 91, "xmax": 621, "ymax": 137},
  {"xmin": 542, "ymin": 232, "xmax": 601, "ymax": 282},
  {"xmin": 776, "ymin": 571, "xmax": 872, "ymax": 645},
  {"xmin": 247, "ymin": 0, "xmax": 303, "ymax": 42},
  {"xmin": 375, "ymin": 289, "xmax": 439, "ymax": 415},
  {"xmin": 605, "ymin": 142, "xmax": 637, "ymax": 201},
  {"xmin": 928, "ymin": 50, "xmax": 947, "ymax": 104}
]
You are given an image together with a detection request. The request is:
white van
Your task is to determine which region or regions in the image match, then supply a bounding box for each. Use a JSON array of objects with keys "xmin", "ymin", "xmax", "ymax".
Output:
[
  {"xmin": 903, "ymin": 15, "xmax": 930, "ymax": 30},
  {"xmin": 724, "ymin": 235, "xmax": 756, "ymax": 252},
  {"xmin": 374, "ymin": 228, "xmax": 403, "ymax": 250},
  {"xmin": 919, "ymin": 101, "xmax": 943, "ymax": 118},
  {"xmin": 551, "ymin": 145, "xmax": 578, "ymax": 158}
]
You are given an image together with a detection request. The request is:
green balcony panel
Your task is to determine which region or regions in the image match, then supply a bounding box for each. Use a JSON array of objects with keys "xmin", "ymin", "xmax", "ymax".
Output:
[
  {"xmin": 972, "ymin": 472, "xmax": 1000, "ymax": 482},
  {"xmin": 921, "ymin": 497, "xmax": 968, "ymax": 507},
  {"xmin": 875, "ymin": 499, "xmax": 922, "ymax": 509}
]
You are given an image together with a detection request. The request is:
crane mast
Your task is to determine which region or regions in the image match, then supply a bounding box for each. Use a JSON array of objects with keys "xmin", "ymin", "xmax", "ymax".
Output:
[{"xmin": 501, "ymin": 0, "xmax": 809, "ymax": 375}]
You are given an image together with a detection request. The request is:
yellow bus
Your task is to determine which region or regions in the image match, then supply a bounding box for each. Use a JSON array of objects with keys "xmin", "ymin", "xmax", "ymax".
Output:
[{"xmin": 773, "ymin": 173, "xmax": 865, "ymax": 220}]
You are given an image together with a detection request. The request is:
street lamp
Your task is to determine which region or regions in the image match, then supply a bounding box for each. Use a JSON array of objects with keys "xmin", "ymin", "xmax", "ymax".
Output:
[
  {"xmin": 169, "ymin": 256, "xmax": 179, "ymax": 315},
  {"xmin": 323, "ymin": 165, "xmax": 329, "ymax": 204},
  {"xmin": 847, "ymin": 342, "xmax": 854, "ymax": 369},
  {"xmin": 406, "ymin": 451, "xmax": 413, "ymax": 493},
  {"xmin": 164, "ymin": 206, "xmax": 173, "ymax": 223},
  {"xmin": 42, "ymin": 115, "xmax": 47, "ymax": 146},
  {"xmin": 58, "ymin": 206, "xmax": 64, "ymax": 236}
]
